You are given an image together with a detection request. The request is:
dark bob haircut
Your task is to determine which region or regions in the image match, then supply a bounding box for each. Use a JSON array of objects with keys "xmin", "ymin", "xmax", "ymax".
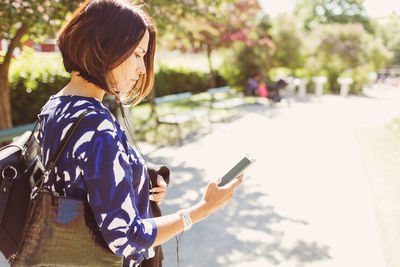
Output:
[{"xmin": 57, "ymin": 0, "xmax": 156, "ymax": 105}]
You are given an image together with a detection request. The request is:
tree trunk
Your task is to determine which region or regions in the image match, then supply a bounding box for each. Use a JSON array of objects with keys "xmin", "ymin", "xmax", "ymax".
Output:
[
  {"xmin": 0, "ymin": 71, "xmax": 12, "ymax": 130},
  {"xmin": 206, "ymin": 46, "xmax": 216, "ymax": 88},
  {"xmin": 0, "ymin": 23, "xmax": 28, "ymax": 130}
]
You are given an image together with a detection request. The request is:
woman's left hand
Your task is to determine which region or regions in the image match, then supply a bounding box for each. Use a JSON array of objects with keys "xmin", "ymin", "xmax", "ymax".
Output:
[{"xmin": 149, "ymin": 174, "xmax": 168, "ymax": 204}]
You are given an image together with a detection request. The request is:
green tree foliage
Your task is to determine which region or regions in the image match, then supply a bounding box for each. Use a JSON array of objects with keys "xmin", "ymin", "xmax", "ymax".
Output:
[
  {"xmin": 295, "ymin": 0, "xmax": 373, "ymax": 33},
  {"xmin": 219, "ymin": 14, "xmax": 276, "ymax": 90},
  {"xmin": 309, "ymin": 23, "xmax": 390, "ymax": 93},
  {"xmin": 0, "ymin": 0, "xmax": 80, "ymax": 129},
  {"xmin": 367, "ymin": 35, "xmax": 392, "ymax": 71},
  {"xmin": 145, "ymin": 0, "xmax": 215, "ymax": 35},
  {"xmin": 269, "ymin": 15, "xmax": 306, "ymax": 70},
  {"xmin": 313, "ymin": 24, "xmax": 367, "ymax": 69},
  {"xmin": 373, "ymin": 14, "xmax": 400, "ymax": 65},
  {"xmin": 220, "ymin": 44, "xmax": 262, "ymax": 90},
  {"xmin": 220, "ymin": 14, "xmax": 308, "ymax": 90},
  {"xmin": 153, "ymin": 0, "xmax": 264, "ymax": 88},
  {"xmin": 0, "ymin": 0, "xmax": 79, "ymax": 42}
]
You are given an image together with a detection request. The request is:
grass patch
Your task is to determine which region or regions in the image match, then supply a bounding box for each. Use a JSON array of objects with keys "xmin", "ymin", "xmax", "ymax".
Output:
[
  {"xmin": 130, "ymin": 96, "xmax": 209, "ymax": 144},
  {"xmin": 130, "ymin": 92, "xmax": 242, "ymax": 144}
]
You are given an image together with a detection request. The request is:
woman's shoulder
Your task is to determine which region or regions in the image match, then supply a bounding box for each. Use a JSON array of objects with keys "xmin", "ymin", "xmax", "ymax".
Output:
[
  {"xmin": 65, "ymin": 98, "xmax": 118, "ymax": 134},
  {"xmin": 40, "ymin": 95, "xmax": 119, "ymax": 138}
]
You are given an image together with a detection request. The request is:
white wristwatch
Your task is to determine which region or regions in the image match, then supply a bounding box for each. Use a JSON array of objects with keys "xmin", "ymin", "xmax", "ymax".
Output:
[{"xmin": 178, "ymin": 209, "xmax": 192, "ymax": 231}]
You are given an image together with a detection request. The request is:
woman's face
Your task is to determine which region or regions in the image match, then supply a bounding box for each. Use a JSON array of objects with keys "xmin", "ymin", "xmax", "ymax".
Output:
[{"xmin": 109, "ymin": 30, "xmax": 150, "ymax": 94}]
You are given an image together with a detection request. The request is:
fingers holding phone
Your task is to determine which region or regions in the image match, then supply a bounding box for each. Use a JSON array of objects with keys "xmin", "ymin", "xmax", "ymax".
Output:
[
  {"xmin": 202, "ymin": 171, "xmax": 247, "ymax": 216},
  {"xmin": 202, "ymin": 155, "xmax": 255, "ymax": 215},
  {"xmin": 149, "ymin": 174, "xmax": 168, "ymax": 204}
]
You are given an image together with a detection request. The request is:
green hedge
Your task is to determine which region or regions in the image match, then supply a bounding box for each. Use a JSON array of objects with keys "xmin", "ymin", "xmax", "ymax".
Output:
[
  {"xmin": 153, "ymin": 66, "xmax": 226, "ymax": 97},
  {"xmin": 10, "ymin": 74, "xmax": 69, "ymax": 125},
  {"xmin": 9, "ymin": 48, "xmax": 70, "ymax": 126}
]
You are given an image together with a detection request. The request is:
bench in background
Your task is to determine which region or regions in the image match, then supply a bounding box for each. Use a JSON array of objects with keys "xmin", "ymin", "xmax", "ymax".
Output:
[
  {"xmin": 153, "ymin": 92, "xmax": 208, "ymax": 144},
  {"xmin": 207, "ymin": 86, "xmax": 245, "ymax": 121},
  {"xmin": 0, "ymin": 123, "xmax": 36, "ymax": 144}
]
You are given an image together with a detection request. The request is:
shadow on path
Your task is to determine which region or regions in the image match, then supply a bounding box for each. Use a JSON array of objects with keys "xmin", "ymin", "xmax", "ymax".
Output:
[{"xmin": 145, "ymin": 155, "xmax": 332, "ymax": 266}]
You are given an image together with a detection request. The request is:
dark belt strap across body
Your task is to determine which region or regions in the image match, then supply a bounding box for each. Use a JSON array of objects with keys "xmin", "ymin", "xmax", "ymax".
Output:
[{"xmin": 12, "ymin": 108, "xmax": 123, "ymax": 267}]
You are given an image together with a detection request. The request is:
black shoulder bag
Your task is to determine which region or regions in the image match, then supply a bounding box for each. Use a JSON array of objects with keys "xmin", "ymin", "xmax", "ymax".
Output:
[
  {"xmin": 0, "ymin": 124, "xmax": 42, "ymax": 260},
  {"xmin": 1, "ymin": 109, "xmax": 123, "ymax": 266}
]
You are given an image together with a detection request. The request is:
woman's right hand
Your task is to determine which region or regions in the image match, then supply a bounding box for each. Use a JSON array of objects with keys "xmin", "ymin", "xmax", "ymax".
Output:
[
  {"xmin": 150, "ymin": 174, "xmax": 243, "ymax": 248},
  {"xmin": 201, "ymin": 174, "xmax": 243, "ymax": 216}
]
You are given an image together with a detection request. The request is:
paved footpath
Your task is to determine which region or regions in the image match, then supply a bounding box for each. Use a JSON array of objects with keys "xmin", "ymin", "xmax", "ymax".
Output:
[
  {"xmin": 352, "ymin": 85, "xmax": 400, "ymax": 267},
  {"xmin": 1, "ymin": 85, "xmax": 399, "ymax": 267},
  {"xmin": 139, "ymin": 85, "xmax": 399, "ymax": 267}
]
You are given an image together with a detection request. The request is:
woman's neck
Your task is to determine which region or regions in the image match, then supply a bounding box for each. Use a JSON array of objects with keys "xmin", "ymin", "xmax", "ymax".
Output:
[{"xmin": 57, "ymin": 72, "xmax": 105, "ymax": 101}]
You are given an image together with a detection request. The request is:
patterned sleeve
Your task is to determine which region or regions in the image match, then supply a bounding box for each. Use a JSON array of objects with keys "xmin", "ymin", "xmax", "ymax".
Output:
[{"xmin": 73, "ymin": 115, "xmax": 157, "ymax": 258}]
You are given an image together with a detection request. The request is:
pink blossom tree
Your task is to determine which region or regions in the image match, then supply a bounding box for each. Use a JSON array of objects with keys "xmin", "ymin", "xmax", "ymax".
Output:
[
  {"xmin": 154, "ymin": 0, "xmax": 267, "ymax": 88},
  {"xmin": 0, "ymin": 0, "xmax": 80, "ymax": 129}
]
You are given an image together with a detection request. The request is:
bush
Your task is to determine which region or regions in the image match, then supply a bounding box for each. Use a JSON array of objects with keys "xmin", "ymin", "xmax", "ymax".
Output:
[
  {"xmin": 153, "ymin": 65, "xmax": 226, "ymax": 97},
  {"xmin": 323, "ymin": 68, "xmax": 341, "ymax": 94},
  {"xmin": 339, "ymin": 67, "xmax": 369, "ymax": 95},
  {"xmin": 10, "ymin": 74, "xmax": 69, "ymax": 126},
  {"xmin": 294, "ymin": 68, "xmax": 311, "ymax": 79},
  {"xmin": 350, "ymin": 68, "xmax": 369, "ymax": 94},
  {"xmin": 9, "ymin": 48, "xmax": 70, "ymax": 126},
  {"xmin": 219, "ymin": 45, "xmax": 261, "ymax": 92},
  {"xmin": 268, "ymin": 67, "xmax": 293, "ymax": 81},
  {"xmin": 308, "ymin": 24, "xmax": 382, "ymax": 94}
]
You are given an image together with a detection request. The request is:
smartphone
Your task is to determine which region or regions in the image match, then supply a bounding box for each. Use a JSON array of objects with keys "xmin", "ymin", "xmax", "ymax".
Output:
[{"xmin": 218, "ymin": 155, "xmax": 256, "ymax": 187}]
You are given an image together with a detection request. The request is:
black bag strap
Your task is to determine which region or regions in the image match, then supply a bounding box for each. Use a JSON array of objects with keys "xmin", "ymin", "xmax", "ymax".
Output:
[
  {"xmin": 30, "ymin": 108, "xmax": 103, "ymax": 196},
  {"xmin": 32, "ymin": 108, "xmax": 102, "ymax": 193},
  {"xmin": 26, "ymin": 121, "xmax": 39, "ymax": 146},
  {"xmin": 44, "ymin": 108, "xmax": 102, "ymax": 173}
]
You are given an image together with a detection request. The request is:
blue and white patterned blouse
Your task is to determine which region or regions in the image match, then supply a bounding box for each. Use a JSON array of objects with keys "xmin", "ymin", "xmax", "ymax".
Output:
[{"xmin": 37, "ymin": 95, "xmax": 157, "ymax": 266}]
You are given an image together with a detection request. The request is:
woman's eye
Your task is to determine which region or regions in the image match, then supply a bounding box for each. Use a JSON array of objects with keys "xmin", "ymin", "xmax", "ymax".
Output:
[{"xmin": 135, "ymin": 54, "xmax": 141, "ymax": 58}]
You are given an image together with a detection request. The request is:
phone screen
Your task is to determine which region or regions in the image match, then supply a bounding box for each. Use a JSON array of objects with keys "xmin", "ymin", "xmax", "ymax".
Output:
[{"xmin": 218, "ymin": 155, "xmax": 255, "ymax": 187}]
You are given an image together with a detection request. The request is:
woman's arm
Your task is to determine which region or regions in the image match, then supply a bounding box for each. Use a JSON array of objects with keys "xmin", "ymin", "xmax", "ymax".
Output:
[
  {"xmin": 150, "ymin": 175, "xmax": 243, "ymax": 248},
  {"xmin": 75, "ymin": 115, "xmax": 243, "ymax": 255}
]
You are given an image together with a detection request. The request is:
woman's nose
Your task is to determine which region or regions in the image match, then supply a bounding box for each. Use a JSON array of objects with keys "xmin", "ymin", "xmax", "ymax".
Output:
[{"xmin": 137, "ymin": 59, "xmax": 146, "ymax": 75}]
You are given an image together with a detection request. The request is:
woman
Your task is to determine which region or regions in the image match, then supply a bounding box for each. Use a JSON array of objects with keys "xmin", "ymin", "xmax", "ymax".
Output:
[{"xmin": 37, "ymin": 0, "xmax": 243, "ymax": 266}]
